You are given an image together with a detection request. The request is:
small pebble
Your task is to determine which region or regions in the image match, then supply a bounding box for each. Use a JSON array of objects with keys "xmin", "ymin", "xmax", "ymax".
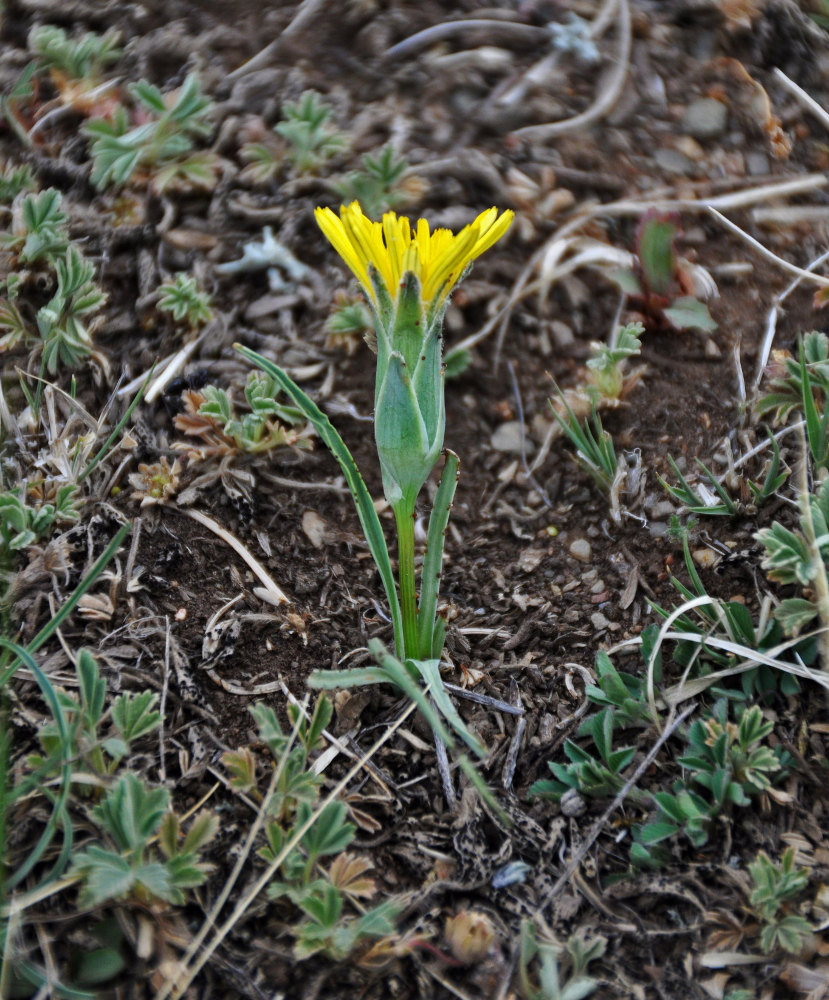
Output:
[
  {"xmin": 569, "ymin": 538, "xmax": 592, "ymax": 563},
  {"xmin": 301, "ymin": 510, "xmax": 327, "ymax": 549},
  {"xmin": 682, "ymin": 97, "xmax": 728, "ymax": 141},
  {"xmin": 550, "ymin": 320, "xmax": 575, "ymax": 349},
  {"xmin": 590, "ymin": 611, "xmax": 610, "ymax": 630},
  {"xmin": 491, "ymin": 421, "xmax": 533, "ymax": 454},
  {"xmin": 746, "ymin": 151, "xmax": 769, "ymax": 176},
  {"xmin": 692, "ymin": 547, "xmax": 719, "ymax": 570},
  {"xmin": 675, "ymin": 135, "xmax": 705, "ymax": 161},
  {"xmin": 654, "ymin": 147, "xmax": 695, "ymax": 176}
]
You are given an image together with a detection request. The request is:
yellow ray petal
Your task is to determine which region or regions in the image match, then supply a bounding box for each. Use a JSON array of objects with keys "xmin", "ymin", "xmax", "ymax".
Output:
[
  {"xmin": 314, "ymin": 207, "xmax": 370, "ymax": 290},
  {"xmin": 316, "ymin": 202, "xmax": 513, "ymax": 308}
]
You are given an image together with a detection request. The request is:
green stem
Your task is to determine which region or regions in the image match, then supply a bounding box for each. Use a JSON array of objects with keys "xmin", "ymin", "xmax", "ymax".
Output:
[{"xmin": 394, "ymin": 501, "xmax": 419, "ymax": 660}]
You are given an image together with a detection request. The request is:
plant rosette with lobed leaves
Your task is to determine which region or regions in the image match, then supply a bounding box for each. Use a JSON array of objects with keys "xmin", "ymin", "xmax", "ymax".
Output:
[{"xmin": 236, "ymin": 202, "xmax": 512, "ymax": 756}]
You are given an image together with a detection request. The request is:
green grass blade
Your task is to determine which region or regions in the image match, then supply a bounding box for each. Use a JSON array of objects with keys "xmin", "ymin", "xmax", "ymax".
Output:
[
  {"xmin": 681, "ymin": 531, "xmax": 708, "ymax": 598},
  {"xmin": 456, "ymin": 754, "xmax": 508, "ymax": 825},
  {"xmin": 414, "ymin": 658, "xmax": 485, "ymax": 758},
  {"xmin": 417, "ymin": 450, "xmax": 459, "ymax": 659},
  {"xmin": 15, "ymin": 521, "xmax": 131, "ymax": 665},
  {"xmin": 0, "ymin": 639, "xmax": 73, "ymax": 891},
  {"xmin": 695, "ymin": 459, "xmax": 737, "ymax": 514},
  {"xmin": 799, "ymin": 342, "xmax": 828, "ymax": 467},
  {"xmin": 365, "ymin": 639, "xmax": 456, "ymax": 747},
  {"xmin": 78, "ymin": 367, "xmax": 154, "ymax": 483},
  {"xmin": 236, "ymin": 345, "xmax": 403, "ymax": 656},
  {"xmin": 308, "ymin": 667, "xmax": 398, "ymax": 688}
]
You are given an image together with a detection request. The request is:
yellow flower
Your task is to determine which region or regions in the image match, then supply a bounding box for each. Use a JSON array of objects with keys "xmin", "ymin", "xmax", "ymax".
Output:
[{"xmin": 315, "ymin": 201, "xmax": 513, "ymax": 307}]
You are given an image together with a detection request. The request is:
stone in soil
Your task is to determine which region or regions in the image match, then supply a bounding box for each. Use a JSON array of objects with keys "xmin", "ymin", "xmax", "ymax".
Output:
[
  {"xmin": 681, "ymin": 97, "xmax": 728, "ymax": 141},
  {"xmin": 569, "ymin": 538, "xmax": 592, "ymax": 562},
  {"xmin": 491, "ymin": 421, "xmax": 533, "ymax": 454}
]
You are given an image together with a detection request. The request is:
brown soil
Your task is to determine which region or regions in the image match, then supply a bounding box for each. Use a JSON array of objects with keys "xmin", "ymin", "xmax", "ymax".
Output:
[{"xmin": 3, "ymin": 0, "xmax": 829, "ymax": 997}]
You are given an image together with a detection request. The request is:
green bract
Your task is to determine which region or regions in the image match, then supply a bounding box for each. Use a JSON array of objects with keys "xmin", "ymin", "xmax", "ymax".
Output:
[{"xmin": 370, "ymin": 267, "xmax": 445, "ymax": 511}]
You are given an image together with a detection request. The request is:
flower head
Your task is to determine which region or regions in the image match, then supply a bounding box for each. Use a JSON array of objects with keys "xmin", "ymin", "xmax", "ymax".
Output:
[{"xmin": 315, "ymin": 201, "xmax": 513, "ymax": 308}]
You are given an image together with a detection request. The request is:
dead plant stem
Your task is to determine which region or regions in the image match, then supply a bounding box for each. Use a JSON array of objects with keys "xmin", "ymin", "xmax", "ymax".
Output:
[
  {"xmin": 494, "ymin": 703, "xmax": 696, "ymax": 1000},
  {"xmin": 162, "ymin": 700, "xmax": 417, "ymax": 999}
]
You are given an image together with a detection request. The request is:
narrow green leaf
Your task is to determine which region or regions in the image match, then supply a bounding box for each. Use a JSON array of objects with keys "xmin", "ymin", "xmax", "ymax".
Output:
[
  {"xmin": 0, "ymin": 638, "xmax": 73, "ymax": 891},
  {"xmin": 235, "ymin": 345, "xmax": 403, "ymax": 656},
  {"xmin": 417, "ymin": 450, "xmax": 459, "ymax": 658},
  {"xmin": 414, "ymin": 657, "xmax": 485, "ymax": 758}
]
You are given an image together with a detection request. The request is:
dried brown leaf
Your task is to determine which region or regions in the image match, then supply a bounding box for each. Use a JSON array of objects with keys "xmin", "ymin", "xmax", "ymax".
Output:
[{"xmin": 327, "ymin": 852, "xmax": 377, "ymax": 899}]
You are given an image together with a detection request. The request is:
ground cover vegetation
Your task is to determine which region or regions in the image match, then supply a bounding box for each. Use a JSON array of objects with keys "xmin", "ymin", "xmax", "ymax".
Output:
[{"xmin": 1, "ymin": 0, "xmax": 829, "ymax": 997}]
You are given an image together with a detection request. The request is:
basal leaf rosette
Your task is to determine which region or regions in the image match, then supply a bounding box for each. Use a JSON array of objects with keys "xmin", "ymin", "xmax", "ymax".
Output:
[{"xmin": 315, "ymin": 202, "xmax": 513, "ymax": 508}]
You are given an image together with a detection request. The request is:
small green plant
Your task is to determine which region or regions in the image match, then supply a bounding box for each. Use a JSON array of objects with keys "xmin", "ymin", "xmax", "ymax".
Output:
[
  {"xmin": 242, "ymin": 91, "xmax": 345, "ymax": 181},
  {"xmin": 658, "ymin": 454, "xmax": 737, "ymax": 516},
  {"xmin": 70, "ymin": 773, "xmax": 217, "ymax": 907},
  {"xmin": 653, "ymin": 526, "xmax": 807, "ymax": 701},
  {"xmin": 332, "ymin": 145, "xmax": 412, "ymax": 218},
  {"xmin": 757, "ymin": 331, "xmax": 829, "ymax": 469},
  {"xmin": 0, "ymin": 190, "xmax": 107, "ymax": 372},
  {"xmin": 747, "ymin": 429, "xmax": 788, "ymax": 506},
  {"xmin": 3, "ymin": 187, "xmax": 69, "ymax": 264},
  {"xmin": 28, "ymin": 24, "xmax": 121, "ymax": 83},
  {"xmin": 29, "ymin": 649, "xmax": 161, "ymax": 783},
  {"xmin": 585, "ymin": 645, "xmax": 659, "ymax": 728},
  {"xmin": 0, "ymin": 162, "xmax": 35, "ymax": 203},
  {"xmin": 157, "ymin": 272, "xmax": 214, "ymax": 329},
  {"xmin": 237, "ymin": 202, "xmax": 513, "ymax": 757},
  {"xmin": 552, "ymin": 391, "xmax": 622, "ymax": 496},
  {"xmin": 757, "ymin": 330, "xmax": 829, "ymax": 423},
  {"xmin": 175, "ymin": 372, "xmax": 312, "ymax": 456},
  {"xmin": 0, "ymin": 25, "xmax": 121, "ymax": 148},
  {"xmin": 324, "ymin": 291, "xmax": 372, "ymax": 352},
  {"xmin": 84, "ymin": 73, "xmax": 217, "ymax": 192},
  {"xmin": 748, "ymin": 848, "xmax": 812, "ymax": 954},
  {"xmin": 518, "ymin": 921, "xmax": 606, "ymax": 1000},
  {"xmin": 8, "ymin": 645, "xmax": 211, "ymax": 910},
  {"xmin": 224, "ymin": 697, "xmax": 399, "ymax": 961},
  {"xmin": 679, "ymin": 702, "xmax": 786, "ymax": 801},
  {"xmin": 239, "ymin": 135, "xmax": 281, "ymax": 185},
  {"xmin": 0, "ymin": 483, "xmax": 79, "ymax": 560},
  {"xmin": 756, "ymin": 475, "xmax": 829, "ymax": 636},
  {"xmin": 275, "ymin": 91, "xmax": 345, "ymax": 174},
  {"xmin": 610, "ymin": 211, "xmax": 717, "ymax": 333},
  {"xmin": 529, "ymin": 708, "xmax": 637, "ymax": 801},
  {"xmin": 0, "ymin": 524, "xmax": 132, "ymax": 991},
  {"xmin": 240, "ymin": 91, "xmax": 349, "ymax": 182},
  {"xmin": 37, "ymin": 244, "xmax": 107, "ymax": 372},
  {"xmin": 584, "ymin": 321, "xmax": 643, "ymax": 401},
  {"xmin": 632, "ymin": 702, "xmax": 790, "ymax": 865}
]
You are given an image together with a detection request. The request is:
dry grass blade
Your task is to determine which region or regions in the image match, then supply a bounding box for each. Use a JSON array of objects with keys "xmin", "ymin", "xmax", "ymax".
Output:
[
  {"xmin": 512, "ymin": 0, "xmax": 631, "ymax": 142},
  {"xmin": 160, "ymin": 699, "xmax": 418, "ymax": 1000},
  {"xmin": 452, "ymin": 173, "xmax": 829, "ymax": 368},
  {"xmin": 493, "ymin": 702, "xmax": 697, "ymax": 1000},
  {"xmin": 772, "ymin": 67, "xmax": 829, "ymax": 133},
  {"xmin": 170, "ymin": 507, "xmax": 290, "ymax": 605},
  {"xmin": 707, "ymin": 208, "xmax": 829, "ymax": 288}
]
